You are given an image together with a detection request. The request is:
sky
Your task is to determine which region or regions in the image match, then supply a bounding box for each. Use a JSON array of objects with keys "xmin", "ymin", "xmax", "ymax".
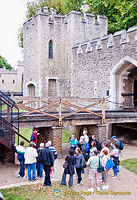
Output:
[{"xmin": 0, "ymin": 0, "xmax": 27, "ymax": 68}]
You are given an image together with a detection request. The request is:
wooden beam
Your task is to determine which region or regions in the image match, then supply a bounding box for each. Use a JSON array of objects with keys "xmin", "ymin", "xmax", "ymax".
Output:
[
  {"xmin": 59, "ymin": 99, "xmax": 62, "ymax": 126},
  {"xmin": 102, "ymin": 98, "xmax": 105, "ymax": 124},
  {"xmin": 116, "ymin": 124, "xmax": 137, "ymax": 130},
  {"xmin": 61, "ymin": 101, "xmax": 103, "ymax": 118}
]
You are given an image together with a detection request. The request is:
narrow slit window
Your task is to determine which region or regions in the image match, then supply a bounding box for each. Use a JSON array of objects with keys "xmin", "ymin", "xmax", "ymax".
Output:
[{"xmin": 49, "ymin": 40, "xmax": 53, "ymax": 59}]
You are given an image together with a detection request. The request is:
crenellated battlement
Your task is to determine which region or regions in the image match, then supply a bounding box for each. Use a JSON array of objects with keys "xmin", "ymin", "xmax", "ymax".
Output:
[
  {"xmin": 73, "ymin": 26, "xmax": 137, "ymax": 54},
  {"xmin": 0, "ymin": 68, "xmax": 18, "ymax": 74},
  {"xmin": 23, "ymin": 7, "xmax": 108, "ymax": 39}
]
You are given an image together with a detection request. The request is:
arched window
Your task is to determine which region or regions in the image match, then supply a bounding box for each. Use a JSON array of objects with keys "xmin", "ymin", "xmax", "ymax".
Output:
[{"xmin": 49, "ymin": 40, "xmax": 53, "ymax": 59}]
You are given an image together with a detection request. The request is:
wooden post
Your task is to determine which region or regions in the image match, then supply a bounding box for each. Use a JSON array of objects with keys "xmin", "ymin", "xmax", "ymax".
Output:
[
  {"xmin": 102, "ymin": 98, "xmax": 105, "ymax": 124},
  {"xmin": 38, "ymin": 98, "xmax": 41, "ymax": 109},
  {"xmin": 59, "ymin": 99, "xmax": 62, "ymax": 126}
]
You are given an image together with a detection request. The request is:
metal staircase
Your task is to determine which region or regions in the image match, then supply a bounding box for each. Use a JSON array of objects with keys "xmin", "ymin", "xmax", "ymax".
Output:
[{"xmin": 0, "ymin": 91, "xmax": 29, "ymax": 149}]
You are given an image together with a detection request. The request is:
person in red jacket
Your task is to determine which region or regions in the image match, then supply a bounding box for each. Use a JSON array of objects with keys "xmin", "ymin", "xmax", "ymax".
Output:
[{"xmin": 30, "ymin": 127, "xmax": 40, "ymax": 148}]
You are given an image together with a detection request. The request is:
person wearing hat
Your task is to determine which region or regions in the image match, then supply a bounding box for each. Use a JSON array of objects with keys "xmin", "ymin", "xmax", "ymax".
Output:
[
  {"xmin": 111, "ymin": 136, "xmax": 120, "ymax": 172},
  {"xmin": 30, "ymin": 127, "xmax": 40, "ymax": 148}
]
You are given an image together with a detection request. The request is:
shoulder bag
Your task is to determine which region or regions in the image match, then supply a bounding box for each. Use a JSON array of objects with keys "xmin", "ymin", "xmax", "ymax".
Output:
[{"xmin": 97, "ymin": 157, "xmax": 104, "ymax": 173}]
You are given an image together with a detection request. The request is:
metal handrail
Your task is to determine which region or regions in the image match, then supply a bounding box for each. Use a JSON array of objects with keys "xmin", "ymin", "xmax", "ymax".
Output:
[{"xmin": 0, "ymin": 90, "xmax": 18, "ymax": 109}]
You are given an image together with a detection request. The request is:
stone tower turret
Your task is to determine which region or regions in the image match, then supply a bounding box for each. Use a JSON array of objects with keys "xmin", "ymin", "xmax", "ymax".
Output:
[{"xmin": 23, "ymin": 7, "xmax": 108, "ymax": 97}]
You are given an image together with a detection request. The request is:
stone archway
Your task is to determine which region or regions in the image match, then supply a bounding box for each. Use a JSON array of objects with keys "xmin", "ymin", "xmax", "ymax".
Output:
[{"xmin": 110, "ymin": 56, "xmax": 137, "ymax": 109}]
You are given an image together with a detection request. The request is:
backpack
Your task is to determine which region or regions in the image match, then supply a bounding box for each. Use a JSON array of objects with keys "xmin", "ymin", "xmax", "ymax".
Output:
[
  {"xmin": 85, "ymin": 142, "xmax": 90, "ymax": 153},
  {"xmin": 119, "ymin": 141, "xmax": 124, "ymax": 150}
]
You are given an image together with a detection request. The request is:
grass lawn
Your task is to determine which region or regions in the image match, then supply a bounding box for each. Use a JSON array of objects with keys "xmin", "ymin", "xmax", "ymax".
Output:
[
  {"xmin": 62, "ymin": 128, "xmax": 73, "ymax": 143},
  {"xmin": 1, "ymin": 182, "xmax": 84, "ymax": 200},
  {"xmin": 15, "ymin": 128, "xmax": 32, "ymax": 147},
  {"xmin": 16, "ymin": 128, "xmax": 73, "ymax": 147},
  {"xmin": 120, "ymin": 158, "xmax": 137, "ymax": 174}
]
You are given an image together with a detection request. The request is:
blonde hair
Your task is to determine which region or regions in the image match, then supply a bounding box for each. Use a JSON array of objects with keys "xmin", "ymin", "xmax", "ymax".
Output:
[{"xmin": 75, "ymin": 147, "xmax": 82, "ymax": 155}]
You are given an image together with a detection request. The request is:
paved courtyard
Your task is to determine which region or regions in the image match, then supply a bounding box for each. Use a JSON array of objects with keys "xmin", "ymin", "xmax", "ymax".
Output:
[{"xmin": 0, "ymin": 144, "xmax": 137, "ymax": 200}]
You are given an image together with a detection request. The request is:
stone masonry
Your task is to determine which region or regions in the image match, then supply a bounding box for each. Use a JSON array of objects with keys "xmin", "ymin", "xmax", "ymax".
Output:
[
  {"xmin": 22, "ymin": 7, "xmax": 137, "ymax": 146},
  {"xmin": 23, "ymin": 7, "xmax": 107, "ymax": 98},
  {"xmin": 72, "ymin": 27, "xmax": 137, "ymax": 110}
]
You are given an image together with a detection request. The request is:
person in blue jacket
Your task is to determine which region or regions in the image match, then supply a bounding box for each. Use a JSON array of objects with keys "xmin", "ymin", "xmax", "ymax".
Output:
[
  {"xmin": 70, "ymin": 135, "xmax": 78, "ymax": 150},
  {"xmin": 14, "ymin": 141, "xmax": 25, "ymax": 178}
]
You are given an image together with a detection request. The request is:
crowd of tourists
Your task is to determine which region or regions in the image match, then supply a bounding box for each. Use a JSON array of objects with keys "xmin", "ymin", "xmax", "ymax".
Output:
[
  {"xmin": 14, "ymin": 127, "xmax": 57, "ymax": 187},
  {"xmin": 14, "ymin": 127, "xmax": 123, "ymax": 192},
  {"xmin": 61, "ymin": 130, "xmax": 123, "ymax": 192}
]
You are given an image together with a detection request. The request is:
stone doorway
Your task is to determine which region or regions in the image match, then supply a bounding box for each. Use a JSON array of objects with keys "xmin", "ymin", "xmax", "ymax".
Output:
[
  {"xmin": 110, "ymin": 56, "xmax": 137, "ymax": 109},
  {"xmin": 28, "ymin": 84, "xmax": 35, "ymax": 97}
]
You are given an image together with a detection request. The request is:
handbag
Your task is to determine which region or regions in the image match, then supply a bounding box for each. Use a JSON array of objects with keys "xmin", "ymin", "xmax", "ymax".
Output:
[
  {"xmin": 105, "ymin": 158, "xmax": 115, "ymax": 170},
  {"xmin": 63, "ymin": 161, "xmax": 68, "ymax": 169},
  {"xmin": 97, "ymin": 157, "xmax": 104, "ymax": 173}
]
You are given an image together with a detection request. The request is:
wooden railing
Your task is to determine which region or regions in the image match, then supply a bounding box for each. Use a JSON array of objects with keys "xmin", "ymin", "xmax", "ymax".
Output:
[{"xmin": 12, "ymin": 97, "xmax": 106, "ymax": 126}]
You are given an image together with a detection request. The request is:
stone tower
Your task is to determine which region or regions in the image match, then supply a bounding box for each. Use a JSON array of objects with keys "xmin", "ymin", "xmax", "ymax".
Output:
[{"xmin": 23, "ymin": 7, "xmax": 108, "ymax": 97}]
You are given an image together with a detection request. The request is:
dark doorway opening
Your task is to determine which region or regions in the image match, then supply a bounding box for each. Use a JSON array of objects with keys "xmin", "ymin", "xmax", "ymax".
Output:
[{"xmin": 134, "ymin": 80, "xmax": 137, "ymax": 106}]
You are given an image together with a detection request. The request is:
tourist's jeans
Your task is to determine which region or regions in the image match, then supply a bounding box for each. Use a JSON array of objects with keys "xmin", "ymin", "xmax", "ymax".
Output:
[
  {"xmin": 113, "ymin": 165, "xmax": 117, "ymax": 176},
  {"xmin": 37, "ymin": 161, "xmax": 43, "ymax": 177},
  {"xmin": 61, "ymin": 172, "xmax": 73, "ymax": 187},
  {"xmin": 76, "ymin": 168, "xmax": 82, "ymax": 183},
  {"xmin": 43, "ymin": 165, "xmax": 51, "ymax": 186},
  {"xmin": 27, "ymin": 163, "xmax": 36, "ymax": 180},
  {"xmin": 19, "ymin": 160, "xmax": 25, "ymax": 177}
]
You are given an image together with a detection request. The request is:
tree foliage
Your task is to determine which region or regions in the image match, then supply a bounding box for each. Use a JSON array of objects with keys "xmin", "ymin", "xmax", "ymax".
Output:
[
  {"xmin": 0, "ymin": 55, "xmax": 13, "ymax": 70},
  {"xmin": 26, "ymin": 0, "xmax": 84, "ymax": 17},
  {"xmin": 18, "ymin": 0, "xmax": 137, "ymax": 47},
  {"xmin": 86, "ymin": 0, "xmax": 137, "ymax": 33}
]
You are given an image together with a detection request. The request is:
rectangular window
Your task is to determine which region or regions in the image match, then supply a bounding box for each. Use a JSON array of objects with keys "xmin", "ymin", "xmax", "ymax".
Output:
[
  {"xmin": 2, "ymin": 80, "xmax": 4, "ymax": 83},
  {"xmin": 48, "ymin": 79, "xmax": 56, "ymax": 96},
  {"xmin": 13, "ymin": 80, "xmax": 15, "ymax": 84}
]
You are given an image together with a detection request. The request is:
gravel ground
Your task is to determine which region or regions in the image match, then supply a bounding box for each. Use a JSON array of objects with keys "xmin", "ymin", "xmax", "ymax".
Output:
[{"xmin": 0, "ymin": 143, "xmax": 137, "ymax": 200}]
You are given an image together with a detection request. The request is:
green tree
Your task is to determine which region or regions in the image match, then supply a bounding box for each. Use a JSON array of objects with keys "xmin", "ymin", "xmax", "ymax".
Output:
[
  {"xmin": 19, "ymin": 0, "xmax": 137, "ymax": 47},
  {"xmin": 86, "ymin": 0, "xmax": 137, "ymax": 33},
  {"xmin": 0, "ymin": 55, "xmax": 13, "ymax": 70},
  {"xmin": 26, "ymin": 0, "xmax": 84, "ymax": 17}
]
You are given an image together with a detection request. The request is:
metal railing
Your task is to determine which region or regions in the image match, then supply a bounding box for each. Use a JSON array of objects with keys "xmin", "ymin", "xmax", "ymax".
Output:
[{"xmin": 0, "ymin": 91, "xmax": 21, "ymax": 148}]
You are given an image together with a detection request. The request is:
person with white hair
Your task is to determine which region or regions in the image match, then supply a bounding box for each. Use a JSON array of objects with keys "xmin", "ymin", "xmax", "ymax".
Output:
[
  {"xmin": 83, "ymin": 129, "xmax": 89, "ymax": 143},
  {"xmin": 39, "ymin": 141, "xmax": 54, "ymax": 187},
  {"xmin": 25, "ymin": 142, "xmax": 38, "ymax": 181}
]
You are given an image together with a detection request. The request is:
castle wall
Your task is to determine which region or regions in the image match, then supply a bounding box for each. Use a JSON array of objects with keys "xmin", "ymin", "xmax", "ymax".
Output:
[
  {"xmin": 72, "ymin": 27, "xmax": 137, "ymax": 109},
  {"xmin": 0, "ymin": 61, "xmax": 24, "ymax": 93},
  {"xmin": 23, "ymin": 7, "xmax": 108, "ymax": 97}
]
